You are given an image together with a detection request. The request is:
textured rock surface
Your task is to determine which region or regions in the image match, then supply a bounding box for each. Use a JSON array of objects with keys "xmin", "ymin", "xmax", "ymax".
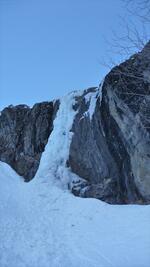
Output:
[
  {"xmin": 69, "ymin": 42, "xmax": 150, "ymax": 204},
  {"xmin": 68, "ymin": 87, "xmax": 121, "ymax": 203},
  {"xmin": 0, "ymin": 101, "xmax": 59, "ymax": 181},
  {"xmin": 101, "ymin": 42, "xmax": 150, "ymax": 203},
  {"xmin": 0, "ymin": 42, "xmax": 150, "ymax": 203}
]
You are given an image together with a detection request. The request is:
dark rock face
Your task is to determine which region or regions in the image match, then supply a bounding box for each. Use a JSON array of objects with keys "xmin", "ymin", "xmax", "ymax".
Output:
[
  {"xmin": 100, "ymin": 42, "xmax": 150, "ymax": 203},
  {"xmin": 68, "ymin": 88, "xmax": 121, "ymax": 204},
  {"xmin": 0, "ymin": 101, "xmax": 59, "ymax": 181},
  {"xmin": 68, "ymin": 42, "xmax": 150, "ymax": 204}
]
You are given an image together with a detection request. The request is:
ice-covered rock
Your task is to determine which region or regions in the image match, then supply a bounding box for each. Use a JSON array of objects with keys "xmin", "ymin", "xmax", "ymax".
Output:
[{"xmin": 0, "ymin": 42, "xmax": 150, "ymax": 204}]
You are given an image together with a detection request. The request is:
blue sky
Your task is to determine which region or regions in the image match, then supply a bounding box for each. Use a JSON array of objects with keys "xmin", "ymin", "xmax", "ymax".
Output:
[{"xmin": 0, "ymin": 0, "xmax": 135, "ymax": 109}]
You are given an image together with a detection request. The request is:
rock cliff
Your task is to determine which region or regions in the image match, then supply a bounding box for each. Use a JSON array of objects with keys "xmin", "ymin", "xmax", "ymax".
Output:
[
  {"xmin": 0, "ymin": 101, "xmax": 59, "ymax": 181},
  {"xmin": 0, "ymin": 42, "xmax": 150, "ymax": 203}
]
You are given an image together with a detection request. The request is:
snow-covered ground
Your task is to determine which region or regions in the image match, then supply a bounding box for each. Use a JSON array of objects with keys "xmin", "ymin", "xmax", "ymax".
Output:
[
  {"xmin": 0, "ymin": 91, "xmax": 150, "ymax": 267},
  {"xmin": 0, "ymin": 162, "xmax": 150, "ymax": 267}
]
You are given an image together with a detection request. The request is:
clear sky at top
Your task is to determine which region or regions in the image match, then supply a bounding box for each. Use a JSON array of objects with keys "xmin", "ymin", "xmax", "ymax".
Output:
[{"xmin": 0, "ymin": 0, "xmax": 133, "ymax": 109}]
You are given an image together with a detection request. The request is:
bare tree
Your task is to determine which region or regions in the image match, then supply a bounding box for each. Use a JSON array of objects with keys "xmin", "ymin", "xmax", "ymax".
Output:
[
  {"xmin": 100, "ymin": 1, "xmax": 150, "ymax": 132},
  {"xmin": 123, "ymin": 0, "xmax": 150, "ymax": 48},
  {"xmin": 101, "ymin": 0, "xmax": 150, "ymax": 70},
  {"xmin": 124, "ymin": 0, "xmax": 150, "ymax": 22}
]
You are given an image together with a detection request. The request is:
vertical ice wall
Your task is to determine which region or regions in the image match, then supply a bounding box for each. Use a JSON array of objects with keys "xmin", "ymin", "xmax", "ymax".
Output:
[{"xmin": 34, "ymin": 91, "xmax": 83, "ymax": 186}]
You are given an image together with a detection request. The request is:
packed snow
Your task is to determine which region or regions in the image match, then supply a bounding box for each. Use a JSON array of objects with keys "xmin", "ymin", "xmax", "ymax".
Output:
[
  {"xmin": 0, "ymin": 91, "xmax": 150, "ymax": 267},
  {"xmin": 0, "ymin": 162, "xmax": 150, "ymax": 267}
]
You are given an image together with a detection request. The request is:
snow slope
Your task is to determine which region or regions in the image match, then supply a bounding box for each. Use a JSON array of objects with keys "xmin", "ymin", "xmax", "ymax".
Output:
[
  {"xmin": 0, "ymin": 91, "xmax": 150, "ymax": 267},
  {"xmin": 0, "ymin": 162, "xmax": 150, "ymax": 267}
]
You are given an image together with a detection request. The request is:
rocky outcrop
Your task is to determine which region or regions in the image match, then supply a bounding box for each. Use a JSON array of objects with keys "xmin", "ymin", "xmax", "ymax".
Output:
[
  {"xmin": 68, "ymin": 87, "xmax": 121, "ymax": 204},
  {"xmin": 0, "ymin": 42, "xmax": 150, "ymax": 204},
  {"xmin": 69, "ymin": 41, "xmax": 150, "ymax": 204},
  {"xmin": 0, "ymin": 101, "xmax": 59, "ymax": 181},
  {"xmin": 100, "ymin": 42, "xmax": 150, "ymax": 203}
]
